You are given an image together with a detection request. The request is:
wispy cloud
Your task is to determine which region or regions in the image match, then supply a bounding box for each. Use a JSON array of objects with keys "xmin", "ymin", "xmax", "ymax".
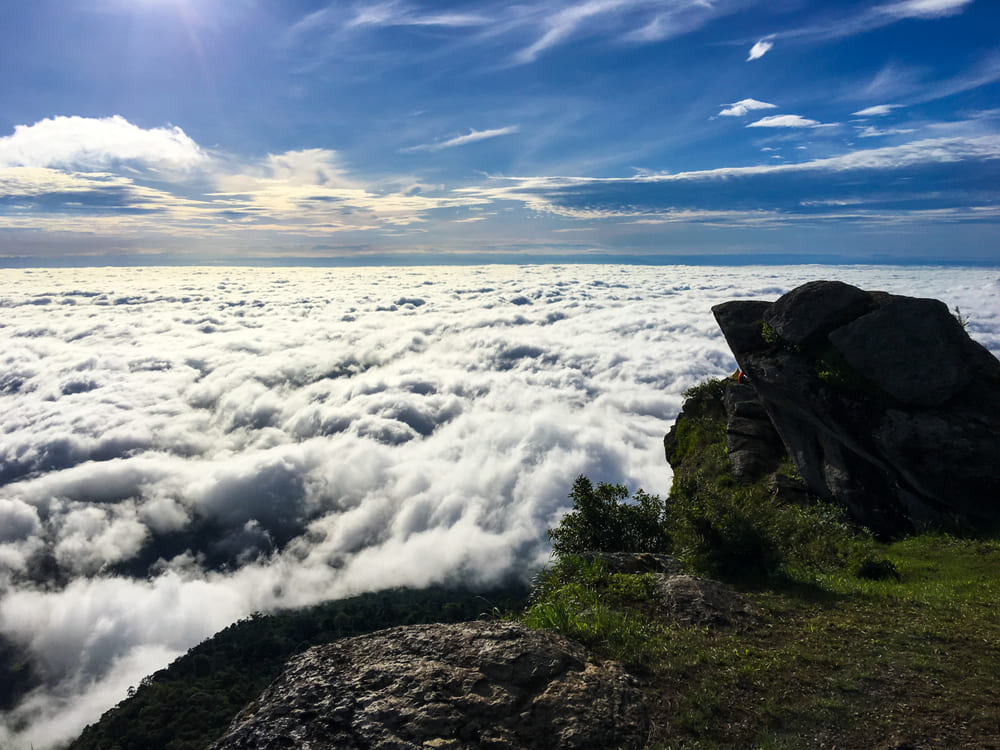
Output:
[
  {"xmin": 856, "ymin": 126, "xmax": 917, "ymax": 138},
  {"xmin": 853, "ymin": 104, "xmax": 903, "ymax": 116},
  {"xmin": 856, "ymin": 53, "xmax": 1000, "ymax": 111},
  {"xmin": 346, "ymin": 1, "xmax": 489, "ymax": 29},
  {"xmin": 622, "ymin": 0, "xmax": 748, "ymax": 44},
  {"xmin": 776, "ymin": 0, "xmax": 974, "ymax": 43},
  {"xmin": 747, "ymin": 38, "xmax": 773, "ymax": 61},
  {"xmin": 879, "ymin": 0, "xmax": 974, "ymax": 20},
  {"xmin": 403, "ymin": 126, "xmax": 519, "ymax": 152},
  {"xmin": 513, "ymin": 0, "xmax": 633, "ymax": 64},
  {"xmin": 746, "ymin": 114, "xmax": 824, "ymax": 128},
  {"xmin": 458, "ymin": 135, "xmax": 1000, "ymax": 227},
  {"xmin": 718, "ymin": 99, "xmax": 777, "ymax": 117}
]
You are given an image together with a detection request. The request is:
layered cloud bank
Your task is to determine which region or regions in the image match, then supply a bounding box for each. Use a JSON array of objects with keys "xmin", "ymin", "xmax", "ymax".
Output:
[{"xmin": 0, "ymin": 264, "xmax": 998, "ymax": 747}]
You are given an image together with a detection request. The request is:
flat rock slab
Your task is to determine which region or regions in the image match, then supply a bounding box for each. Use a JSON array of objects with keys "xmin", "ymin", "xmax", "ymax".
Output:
[{"xmin": 209, "ymin": 621, "xmax": 649, "ymax": 750}]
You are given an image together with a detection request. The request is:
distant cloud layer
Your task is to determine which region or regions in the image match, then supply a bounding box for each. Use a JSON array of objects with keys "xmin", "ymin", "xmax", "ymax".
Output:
[{"xmin": 1, "ymin": 265, "xmax": 998, "ymax": 749}]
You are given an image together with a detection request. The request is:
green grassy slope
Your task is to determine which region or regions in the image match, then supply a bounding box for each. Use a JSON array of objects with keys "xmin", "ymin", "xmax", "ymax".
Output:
[{"xmin": 522, "ymin": 379, "xmax": 1000, "ymax": 748}]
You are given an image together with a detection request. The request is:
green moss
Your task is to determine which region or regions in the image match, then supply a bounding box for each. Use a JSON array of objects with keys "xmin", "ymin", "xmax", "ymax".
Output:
[
  {"xmin": 812, "ymin": 343, "xmax": 878, "ymax": 394},
  {"xmin": 761, "ymin": 321, "xmax": 780, "ymax": 346}
]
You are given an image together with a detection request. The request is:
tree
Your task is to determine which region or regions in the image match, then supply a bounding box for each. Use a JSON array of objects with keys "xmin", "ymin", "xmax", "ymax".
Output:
[{"xmin": 548, "ymin": 476, "xmax": 670, "ymax": 556}]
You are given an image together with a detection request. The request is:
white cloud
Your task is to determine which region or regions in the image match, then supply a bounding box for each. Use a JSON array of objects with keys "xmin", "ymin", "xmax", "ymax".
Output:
[
  {"xmin": 623, "ymin": 0, "xmax": 747, "ymax": 44},
  {"xmin": 879, "ymin": 0, "xmax": 974, "ymax": 20},
  {"xmin": 746, "ymin": 114, "xmax": 823, "ymax": 128},
  {"xmin": 347, "ymin": 1, "xmax": 489, "ymax": 28},
  {"xmin": 852, "ymin": 104, "xmax": 903, "ymax": 117},
  {"xmin": 1, "ymin": 265, "xmax": 998, "ymax": 750},
  {"xmin": 719, "ymin": 99, "xmax": 778, "ymax": 117},
  {"xmin": 774, "ymin": 0, "xmax": 973, "ymax": 44},
  {"xmin": 404, "ymin": 126, "xmax": 520, "ymax": 152},
  {"xmin": 513, "ymin": 0, "xmax": 747, "ymax": 63},
  {"xmin": 747, "ymin": 39, "xmax": 773, "ymax": 61},
  {"xmin": 514, "ymin": 0, "xmax": 636, "ymax": 64},
  {"xmin": 857, "ymin": 126, "xmax": 917, "ymax": 138},
  {"xmin": 458, "ymin": 135, "xmax": 1000, "ymax": 225},
  {"xmin": 0, "ymin": 116, "xmax": 207, "ymax": 171}
]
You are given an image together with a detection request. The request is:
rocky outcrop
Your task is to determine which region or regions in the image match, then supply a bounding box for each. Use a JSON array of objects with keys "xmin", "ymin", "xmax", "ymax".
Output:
[
  {"xmin": 209, "ymin": 621, "xmax": 649, "ymax": 750},
  {"xmin": 724, "ymin": 382, "xmax": 785, "ymax": 480},
  {"xmin": 712, "ymin": 280, "xmax": 1000, "ymax": 538}
]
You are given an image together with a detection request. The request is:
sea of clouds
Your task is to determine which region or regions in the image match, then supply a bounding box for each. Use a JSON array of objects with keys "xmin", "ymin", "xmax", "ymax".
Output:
[{"xmin": 0, "ymin": 263, "xmax": 998, "ymax": 748}]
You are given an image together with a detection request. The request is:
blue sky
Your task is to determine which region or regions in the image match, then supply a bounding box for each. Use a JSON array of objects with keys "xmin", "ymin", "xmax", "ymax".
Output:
[{"xmin": 1, "ymin": 0, "xmax": 999, "ymax": 263}]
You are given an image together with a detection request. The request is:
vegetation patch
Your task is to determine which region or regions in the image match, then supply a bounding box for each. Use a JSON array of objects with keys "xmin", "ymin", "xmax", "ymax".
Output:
[
  {"xmin": 524, "ymin": 377, "xmax": 999, "ymax": 748},
  {"xmin": 522, "ymin": 555, "xmax": 669, "ymax": 668}
]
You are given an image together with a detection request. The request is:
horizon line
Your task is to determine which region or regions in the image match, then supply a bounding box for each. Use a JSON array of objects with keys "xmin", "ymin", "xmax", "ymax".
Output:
[{"xmin": 2, "ymin": 253, "xmax": 998, "ymax": 269}]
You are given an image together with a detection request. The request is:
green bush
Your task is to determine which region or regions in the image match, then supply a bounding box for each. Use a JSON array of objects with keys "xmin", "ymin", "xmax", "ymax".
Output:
[
  {"xmin": 547, "ymin": 476, "xmax": 671, "ymax": 556},
  {"xmin": 668, "ymin": 465, "xmax": 883, "ymax": 581}
]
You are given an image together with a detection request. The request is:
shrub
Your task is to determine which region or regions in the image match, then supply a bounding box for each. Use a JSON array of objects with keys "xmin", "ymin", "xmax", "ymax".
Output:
[
  {"xmin": 667, "ymin": 465, "xmax": 883, "ymax": 581},
  {"xmin": 547, "ymin": 476, "xmax": 671, "ymax": 556}
]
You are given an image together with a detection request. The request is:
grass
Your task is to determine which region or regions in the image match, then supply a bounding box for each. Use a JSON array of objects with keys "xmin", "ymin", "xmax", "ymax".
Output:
[
  {"xmin": 523, "ymin": 537, "xmax": 1000, "ymax": 749},
  {"xmin": 644, "ymin": 534, "xmax": 1000, "ymax": 749},
  {"xmin": 521, "ymin": 556, "xmax": 670, "ymax": 668}
]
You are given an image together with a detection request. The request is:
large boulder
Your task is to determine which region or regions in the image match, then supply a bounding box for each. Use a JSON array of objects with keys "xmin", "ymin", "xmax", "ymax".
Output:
[
  {"xmin": 209, "ymin": 621, "xmax": 649, "ymax": 750},
  {"xmin": 711, "ymin": 281, "xmax": 1000, "ymax": 538}
]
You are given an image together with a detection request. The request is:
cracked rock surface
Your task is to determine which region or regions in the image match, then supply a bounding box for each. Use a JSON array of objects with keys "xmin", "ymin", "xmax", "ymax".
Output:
[{"xmin": 209, "ymin": 620, "xmax": 649, "ymax": 750}]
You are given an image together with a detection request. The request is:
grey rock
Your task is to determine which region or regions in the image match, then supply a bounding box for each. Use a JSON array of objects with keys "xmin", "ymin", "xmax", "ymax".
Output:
[
  {"xmin": 710, "ymin": 280, "xmax": 1000, "ymax": 538},
  {"xmin": 724, "ymin": 382, "xmax": 785, "ymax": 480},
  {"xmin": 829, "ymin": 297, "xmax": 972, "ymax": 407},
  {"xmin": 209, "ymin": 621, "xmax": 649, "ymax": 750},
  {"xmin": 763, "ymin": 279, "xmax": 873, "ymax": 347},
  {"xmin": 711, "ymin": 300, "xmax": 771, "ymax": 353},
  {"xmin": 653, "ymin": 575, "xmax": 760, "ymax": 629},
  {"xmin": 584, "ymin": 551, "xmax": 683, "ymax": 575}
]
